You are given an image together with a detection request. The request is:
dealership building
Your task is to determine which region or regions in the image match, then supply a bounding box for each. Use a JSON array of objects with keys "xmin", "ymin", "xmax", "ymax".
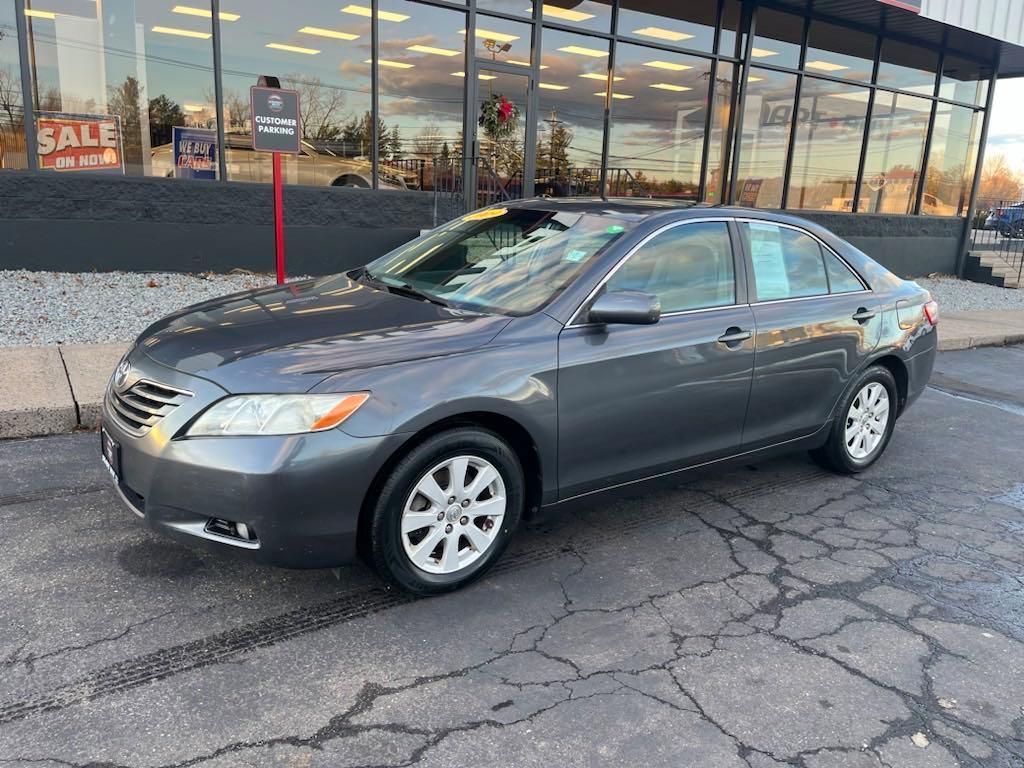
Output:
[{"xmin": 2, "ymin": 0, "xmax": 1024, "ymax": 276}]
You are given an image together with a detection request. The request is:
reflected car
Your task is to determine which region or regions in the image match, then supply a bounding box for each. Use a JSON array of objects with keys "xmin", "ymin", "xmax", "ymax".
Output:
[
  {"xmin": 150, "ymin": 134, "xmax": 419, "ymax": 189},
  {"xmin": 985, "ymin": 202, "xmax": 1024, "ymax": 237},
  {"xmin": 101, "ymin": 200, "xmax": 938, "ymax": 594}
]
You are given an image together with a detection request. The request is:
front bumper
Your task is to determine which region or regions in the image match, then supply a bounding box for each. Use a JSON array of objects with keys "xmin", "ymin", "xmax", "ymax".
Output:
[{"xmin": 102, "ymin": 351, "xmax": 404, "ymax": 568}]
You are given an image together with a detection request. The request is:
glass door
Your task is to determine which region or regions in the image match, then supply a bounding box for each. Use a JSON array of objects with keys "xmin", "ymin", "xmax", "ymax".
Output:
[{"xmin": 472, "ymin": 66, "xmax": 532, "ymax": 207}]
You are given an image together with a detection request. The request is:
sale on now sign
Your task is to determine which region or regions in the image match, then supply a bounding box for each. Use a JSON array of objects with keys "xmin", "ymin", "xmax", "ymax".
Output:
[{"xmin": 36, "ymin": 112, "xmax": 124, "ymax": 173}]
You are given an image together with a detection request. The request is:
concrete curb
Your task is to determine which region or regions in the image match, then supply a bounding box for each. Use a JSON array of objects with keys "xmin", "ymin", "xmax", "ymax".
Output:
[{"xmin": 0, "ymin": 322, "xmax": 1022, "ymax": 440}]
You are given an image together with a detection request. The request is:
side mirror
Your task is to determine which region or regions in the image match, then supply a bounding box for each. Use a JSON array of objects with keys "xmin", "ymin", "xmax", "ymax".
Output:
[{"xmin": 587, "ymin": 290, "xmax": 661, "ymax": 326}]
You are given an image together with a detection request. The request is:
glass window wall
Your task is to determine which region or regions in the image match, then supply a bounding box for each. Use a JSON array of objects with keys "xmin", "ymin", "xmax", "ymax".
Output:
[
  {"xmin": 860, "ymin": 91, "xmax": 930, "ymax": 214},
  {"xmin": 607, "ymin": 43, "xmax": 711, "ymax": 199},
  {"xmin": 924, "ymin": 102, "xmax": 981, "ymax": 216},
  {"xmin": 940, "ymin": 55, "xmax": 990, "ymax": 106},
  {"xmin": 0, "ymin": 0, "xmax": 26, "ymax": 169},
  {"xmin": 539, "ymin": 1, "xmax": 612, "ymax": 34},
  {"xmin": 876, "ymin": 39, "xmax": 936, "ymax": 95},
  {"xmin": 735, "ymin": 67, "xmax": 798, "ymax": 209},
  {"xmin": 25, "ymin": 0, "xmax": 219, "ymax": 178},
  {"xmin": 703, "ymin": 61, "xmax": 736, "ymax": 204},
  {"xmin": 805, "ymin": 20, "xmax": 874, "ymax": 83},
  {"xmin": 751, "ymin": 8, "xmax": 802, "ymax": 70},
  {"xmin": 617, "ymin": 0, "xmax": 717, "ymax": 53}
]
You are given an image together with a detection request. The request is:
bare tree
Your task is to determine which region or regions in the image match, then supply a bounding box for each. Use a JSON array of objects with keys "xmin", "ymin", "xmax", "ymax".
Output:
[
  {"xmin": 281, "ymin": 75, "xmax": 347, "ymax": 141},
  {"xmin": 0, "ymin": 64, "xmax": 21, "ymax": 129},
  {"xmin": 411, "ymin": 123, "xmax": 443, "ymax": 158}
]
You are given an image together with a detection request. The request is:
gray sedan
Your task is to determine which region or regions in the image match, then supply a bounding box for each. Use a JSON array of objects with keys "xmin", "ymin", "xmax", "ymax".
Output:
[{"xmin": 101, "ymin": 200, "xmax": 938, "ymax": 594}]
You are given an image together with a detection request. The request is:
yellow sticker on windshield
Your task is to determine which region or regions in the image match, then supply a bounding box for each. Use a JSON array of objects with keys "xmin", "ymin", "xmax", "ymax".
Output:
[{"xmin": 463, "ymin": 207, "xmax": 508, "ymax": 221}]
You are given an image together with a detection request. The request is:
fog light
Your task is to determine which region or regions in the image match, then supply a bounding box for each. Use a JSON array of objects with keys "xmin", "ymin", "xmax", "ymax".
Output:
[{"xmin": 236, "ymin": 522, "xmax": 251, "ymax": 541}]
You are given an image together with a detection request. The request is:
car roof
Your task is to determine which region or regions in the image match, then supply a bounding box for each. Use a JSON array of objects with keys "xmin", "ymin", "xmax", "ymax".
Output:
[{"xmin": 505, "ymin": 197, "xmax": 809, "ymax": 225}]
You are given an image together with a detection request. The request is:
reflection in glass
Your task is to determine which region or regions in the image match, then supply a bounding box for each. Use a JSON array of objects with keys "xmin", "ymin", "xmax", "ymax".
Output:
[
  {"xmin": 734, "ymin": 67, "xmax": 797, "ymax": 208},
  {"xmin": 25, "ymin": 0, "xmax": 219, "ymax": 178},
  {"xmin": 0, "ymin": 0, "xmax": 26, "ymax": 169},
  {"xmin": 876, "ymin": 40, "xmax": 937, "ymax": 96},
  {"xmin": 539, "ymin": 1, "xmax": 612, "ymax": 34},
  {"xmin": 787, "ymin": 78, "xmax": 869, "ymax": 211},
  {"xmin": 940, "ymin": 56, "xmax": 991, "ymax": 106},
  {"xmin": 472, "ymin": 14, "xmax": 532, "ymax": 65},
  {"xmin": 475, "ymin": 67, "xmax": 529, "ymax": 204},
  {"xmin": 704, "ymin": 62, "xmax": 736, "ymax": 204},
  {"xmin": 536, "ymin": 28, "xmax": 607, "ymax": 196},
  {"xmin": 219, "ymin": 2, "xmax": 371, "ymax": 187},
  {"xmin": 617, "ymin": 0, "xmax": 717, "ymax": 53},
  {"xmin": 924, "ymin": 103, "xmax": 980, "ymax": 216},
  {"xmin": 378, "ymin": 0, "xmax": 466, "ymax": 193},
  {"xmin": 805, "ymin": 20, "xmax": 875, "ymax": 83},
  {"xmin": 861, "ymin": 92, "xmax": 930, "ymax": 214},
  {"xmin": 718, "ymin": 0, "xmax": 743, "ymax": 57},
  {"xmin": 607, "ymin": 43, "xmax": 710, "ymax": 199},
  {"xmin": 751, "ymin": 8, "xmax": 802, "ymax": 70},
  {"xmin": 476, "ymin": 0, "xmax": 532, "ymax": 19}
]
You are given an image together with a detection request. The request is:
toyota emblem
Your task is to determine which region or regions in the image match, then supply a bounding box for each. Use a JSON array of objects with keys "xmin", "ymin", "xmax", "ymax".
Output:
[{"xmin": 114, "ymin": 359, "xmax": 132, "ymax": 391}]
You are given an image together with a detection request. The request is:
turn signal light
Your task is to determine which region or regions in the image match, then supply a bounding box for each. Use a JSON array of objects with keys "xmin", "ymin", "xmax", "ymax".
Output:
[
  {"xmin": 923, "ymin": 300, "xmax": 939, "ymax": 326},
  {"xmin": 311, "ymin": 393, "xmax": 370, "ymax": 431}
]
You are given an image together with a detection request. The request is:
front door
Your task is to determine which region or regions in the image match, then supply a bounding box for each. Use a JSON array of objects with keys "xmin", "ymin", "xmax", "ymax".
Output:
[
  {"xmin": 557, "ymin": 220, "xmax": 756, "ymax": 500},
  {"xmin": 472, "ymin": 66, "xmax": 532, "ymax": 207}
]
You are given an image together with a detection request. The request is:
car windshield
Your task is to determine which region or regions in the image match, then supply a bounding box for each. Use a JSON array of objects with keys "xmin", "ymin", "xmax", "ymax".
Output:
[{"xmin": 363, "ymin": 207, "xmax": 636, "ymax": 316}]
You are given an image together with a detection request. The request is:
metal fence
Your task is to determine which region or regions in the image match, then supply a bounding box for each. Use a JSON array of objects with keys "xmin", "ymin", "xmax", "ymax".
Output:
[{"xmin": 969, "ymin": 198, "xmax": 1024, "ymax": 286}]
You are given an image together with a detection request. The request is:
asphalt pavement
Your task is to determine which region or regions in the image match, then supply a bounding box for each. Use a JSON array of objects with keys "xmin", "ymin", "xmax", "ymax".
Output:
[{"xmin": 2, "ymin": 347, "xmax": 1024, "ymax": 767}]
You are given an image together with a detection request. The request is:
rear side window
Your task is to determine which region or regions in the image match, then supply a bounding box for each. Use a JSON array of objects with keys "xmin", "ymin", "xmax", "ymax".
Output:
[
  {"xmin": 606, "ymin": 222, "xmax": 736, "ymax": 313},
  {"xmin": 823, "ymin": 249, "xmax": 865, "ymax": 293},
  {"xmin": 742, "ymin": 222, "xmax": 828, "ymax": 300}
]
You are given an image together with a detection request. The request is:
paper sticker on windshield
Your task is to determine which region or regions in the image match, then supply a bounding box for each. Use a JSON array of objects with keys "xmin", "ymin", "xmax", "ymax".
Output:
[
  {"xmin": 564, "ymin": 249, "xmax": 589, "ymax": 263},
  {"xmin": 464, "ymin": 207, "xmax": 508, "ymax": 221}
]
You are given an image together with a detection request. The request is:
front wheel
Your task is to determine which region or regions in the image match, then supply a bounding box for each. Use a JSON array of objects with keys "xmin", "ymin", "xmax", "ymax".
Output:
[
  {"xmin": 368, "ymin": 428, "xmax": 524, "ymax": 595},
  {"xmin": 810, "ymin": 366, "xmax": 897, "ymax": 474}
]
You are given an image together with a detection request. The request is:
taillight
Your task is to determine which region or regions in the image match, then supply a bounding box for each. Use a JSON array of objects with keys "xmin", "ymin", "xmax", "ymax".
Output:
[
  {"xmin": 923, "ymin": 300, "xmax": 939, "ymax": 326},
  {"xmin": 997, "ymin": 208, "xmax": 1005, "ymax": 217}
]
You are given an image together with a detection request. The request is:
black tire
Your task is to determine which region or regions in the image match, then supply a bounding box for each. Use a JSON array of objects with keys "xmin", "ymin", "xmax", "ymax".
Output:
[
  {"xmin": 810, "ymin": 365, "xmax": 898, "ymax": 475},
  {"xmin": 333, "ymin": 174, "xmax": 370, "ymax": 188},
  {"xmin": 368, "ymin": 427, "xmax": 524, "ymax": 595}
]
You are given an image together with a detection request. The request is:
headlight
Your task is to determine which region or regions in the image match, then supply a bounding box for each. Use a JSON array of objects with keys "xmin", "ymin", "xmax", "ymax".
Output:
[{"xmin": 187, "ymin": 393, "xmax": 369, "ymax": 437}]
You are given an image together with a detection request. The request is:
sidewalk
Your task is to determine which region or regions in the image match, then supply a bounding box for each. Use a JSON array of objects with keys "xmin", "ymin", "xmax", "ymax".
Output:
[{"xmin": 2, "ymin": 310, "xmax": 1023, "ymax": 440}]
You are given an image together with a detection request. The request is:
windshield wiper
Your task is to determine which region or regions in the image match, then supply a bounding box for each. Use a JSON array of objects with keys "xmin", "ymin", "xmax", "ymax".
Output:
[{"xmin": 359, "ymin": 269, "xmax": 451, "ymax": 308}]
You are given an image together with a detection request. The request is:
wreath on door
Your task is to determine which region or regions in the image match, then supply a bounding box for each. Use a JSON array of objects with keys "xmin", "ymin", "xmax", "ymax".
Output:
[{"xmin": 479, "ymin": 94, "xmax": 519, "ymax": 139}]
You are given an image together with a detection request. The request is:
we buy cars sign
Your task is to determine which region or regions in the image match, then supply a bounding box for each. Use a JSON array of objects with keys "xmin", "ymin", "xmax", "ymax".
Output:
[{"xmin": 36, "ymin": 112, "xmax": 124, "ymax": 173}]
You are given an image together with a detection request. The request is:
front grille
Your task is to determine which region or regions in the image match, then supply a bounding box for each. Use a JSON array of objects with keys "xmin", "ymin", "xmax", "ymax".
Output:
[{"xmin": 106, "ymin": 379, "xmax": 193, "ymax": 437}]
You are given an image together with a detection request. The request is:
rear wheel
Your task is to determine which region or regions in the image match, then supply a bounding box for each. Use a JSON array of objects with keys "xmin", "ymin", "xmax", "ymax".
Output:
[
  {"xmin": 810, "ymin": 366, "xmax": 897, "ymax": 474},
  {"xmin": 368, "ymin": 428, "xmax": 523, "ymax": 594}
]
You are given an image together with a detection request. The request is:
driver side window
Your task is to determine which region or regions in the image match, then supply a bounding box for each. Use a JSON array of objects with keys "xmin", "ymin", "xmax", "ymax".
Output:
[{"xmin": 605, "ymin": 222, "xmax": 736, "ymax": 313}]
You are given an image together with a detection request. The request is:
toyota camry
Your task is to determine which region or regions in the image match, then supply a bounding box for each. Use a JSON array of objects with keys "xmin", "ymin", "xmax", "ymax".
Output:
[{"xmin": 101, "ymin": 199, "xmax": 937, "ymax": 594}]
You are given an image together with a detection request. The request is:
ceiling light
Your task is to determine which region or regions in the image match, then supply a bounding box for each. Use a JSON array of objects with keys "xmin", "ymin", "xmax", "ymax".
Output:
[
  {"xmin": 579, "ymin": 73, "xmax": 623, "ymax": 81},
  {"xmin": 370, "ymin": 58, "xmax": 415, "ymax": 68},
  {"xmin": 300, "ymin": 26, "xmax": 359, "ymax": 40},
  {"xmin": 451, "ymin": 71, "xmax": 497, "ymax": 80},
  {"xmin": 805, "ymin": 59, "xmax": 849, "ymax": 72},
  {"xmin": 594, "ymin": 91, "xmax": 633, "ymax": 99},
  {"xmin": 267, "ymin": 42, "xmax": 320, "ymax": 54},
  {"xmin": 151, "ymin": 25, "xmax": 212, "ymax": 39},
  {"xmin": 539, "ymin": 4, "xmax": 594, "ymax": 22},
  {"xmin": 183, "ymin": 104, "xmax": 207, "ymax": 112},
  {"xmin": 172, "ymin": 5, "xmax": 240, "ymax": 21},
  {"xmin": 632, "ymin": 26, "xmax": 693, "ymax": 42},
  {"xmin": 407, "ymin": 44, "xmax": 461, "ymax": 56},
  {"xmin": 747, "ymin": 75, "xmax": 764, "ymax": 82},
  {"xmin": 539, "ymin": 83, "xmax": 569, "ymax": 90},
  {"xmin": 342, "ymin": 4, "xmax": 409, "ymax": 22},
  {"xmin": 508, "ymin": 60, "xmax": 548, "ymax": 69},
  {"xmin": 643, "ymin": 60, "xmax": 692, "ymax": 71},
  {"xmin": 460, "ymin": 28, "xmax": 520, "ymax": 43},
  {"xmin": 24, "ymin": 9, "xmax": 57, "ymax": 18},
  {"xmin": 750, "ymin": 47, "xmax": 778, "ymax": 58},
  {"xmin": 649, "ymin": 83, "xmax": 692, "ymax": 92},
  {"xmin": 558, "ymin": 45, "xmax": 607, "ymax": 57}
]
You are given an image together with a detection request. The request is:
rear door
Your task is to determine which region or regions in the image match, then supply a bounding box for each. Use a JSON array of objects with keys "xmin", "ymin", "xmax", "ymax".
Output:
[
  {"xmin": 557, "ymin": 219, "xmax": 755, "ymax": 499},
  {"xmin": 739, "ymin": 220, "xmax": 881, "ymax": 450}
]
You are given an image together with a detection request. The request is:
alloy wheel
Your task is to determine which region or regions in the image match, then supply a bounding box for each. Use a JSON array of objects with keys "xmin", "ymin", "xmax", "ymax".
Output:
[
  {"xmin": 400, "ymin": 455, "xmax": 507, "ymax": 575},
  {"xmin": 844, "ymin": 382, "xmax": 890, "ymax": 460}
]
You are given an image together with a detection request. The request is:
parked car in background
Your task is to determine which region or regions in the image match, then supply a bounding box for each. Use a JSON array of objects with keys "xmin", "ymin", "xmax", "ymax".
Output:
[
  {"xmin": 102, "ymin": 200, "xmax": 938, "ymax": 595},
  {"xmin": 151, "ymin": 134, "xmax": 419, "ymax": 189},
  {"xmin": 985, "ymin": 202, "xmax": 1024, "ymax": 236}
]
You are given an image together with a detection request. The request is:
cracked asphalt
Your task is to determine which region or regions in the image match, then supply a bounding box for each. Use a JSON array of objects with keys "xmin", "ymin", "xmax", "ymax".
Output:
[{"xmin": 2, "ymin": 346, "xmax": 1024, "ymax": 768}]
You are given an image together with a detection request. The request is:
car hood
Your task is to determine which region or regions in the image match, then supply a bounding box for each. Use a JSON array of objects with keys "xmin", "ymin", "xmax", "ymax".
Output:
[{"xmin": 139, "ymin": 276, "xmax": 512, "ymax": 393}]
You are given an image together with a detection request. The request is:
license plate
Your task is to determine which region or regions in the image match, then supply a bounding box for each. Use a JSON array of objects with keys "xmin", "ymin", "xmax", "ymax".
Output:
[{"xmin": 100, "ymin": 427, "xmax": 121, "ymax": 483}]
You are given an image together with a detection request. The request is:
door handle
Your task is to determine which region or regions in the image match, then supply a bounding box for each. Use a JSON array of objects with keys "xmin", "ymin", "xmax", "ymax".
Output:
[
  {"xmin": 717, "ymin": 327, "xmax": 752, "ymax": 346},
  {"xmin": 852, "ymin": 308, "xmax": 876, "ymax": 323}
]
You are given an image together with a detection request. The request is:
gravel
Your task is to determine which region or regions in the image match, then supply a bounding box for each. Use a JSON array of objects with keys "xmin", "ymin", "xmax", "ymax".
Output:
[
  {"xmin": 1, "ymin": 269, "xmax": 1022, "ymax": 347},
  {"xmin": 911, "ymin": 275, "xmax": 1024, "ymax": 313},
  {"xmin": 0, "ymin": 270, "xmax": 307, "ymax": 347}
]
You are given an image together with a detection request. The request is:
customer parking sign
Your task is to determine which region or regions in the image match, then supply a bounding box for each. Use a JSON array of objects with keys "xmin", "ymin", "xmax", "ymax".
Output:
[{"xmin": 250, "ymin": 86, "xmax": 302, "ymax": 154}]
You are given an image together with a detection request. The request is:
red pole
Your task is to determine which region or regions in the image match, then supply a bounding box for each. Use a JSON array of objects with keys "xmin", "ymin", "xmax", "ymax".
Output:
[{"xmin": 273, "ymin": 152, "xmax": 285, "ymax": 284}]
